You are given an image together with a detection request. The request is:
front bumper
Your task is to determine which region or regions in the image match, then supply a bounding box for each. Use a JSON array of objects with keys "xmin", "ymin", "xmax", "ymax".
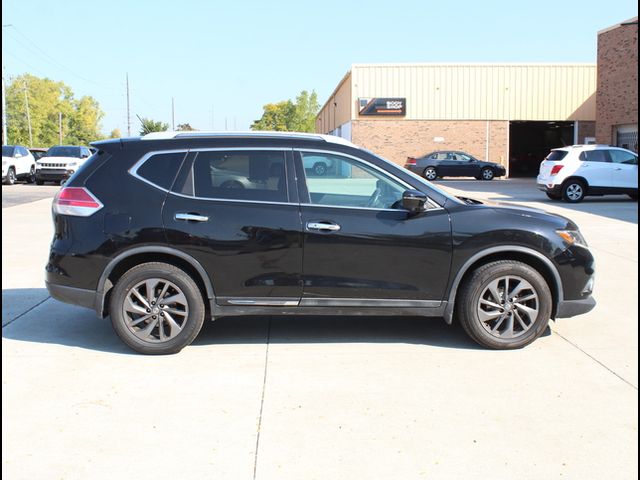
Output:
[
  {"xmin": 36, "ymin": 169, "xmax": 73, "ymax": 181},
  {"xmin": 556, "ymin": 296, "xmax": 596, "ymax": 318}
]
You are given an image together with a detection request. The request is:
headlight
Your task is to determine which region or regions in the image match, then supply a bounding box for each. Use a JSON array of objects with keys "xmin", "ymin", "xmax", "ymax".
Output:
[{"xmin": 556, "ymin": 229, "xmax": 588, "ymax": 248}]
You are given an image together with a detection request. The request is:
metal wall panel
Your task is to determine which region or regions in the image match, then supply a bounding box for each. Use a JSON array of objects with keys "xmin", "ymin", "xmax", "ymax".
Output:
[{"xmin": 344, "ymin": 64, "xmax": 596, "ymax": 122}]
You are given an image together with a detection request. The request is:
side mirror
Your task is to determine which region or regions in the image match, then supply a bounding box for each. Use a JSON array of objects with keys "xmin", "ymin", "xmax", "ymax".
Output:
[{"xmin": 402, "ymin": 189, "xmax": 427, "ymax": 213}]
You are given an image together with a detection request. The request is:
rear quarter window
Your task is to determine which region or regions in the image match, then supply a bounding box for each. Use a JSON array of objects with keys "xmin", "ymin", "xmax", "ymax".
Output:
[
  {"xmin": 579, "ymin": 150, "xmax": 610, "ymax": 163},
  {"xmin": 545, "ymin": 151, "xmax": 569, "ymax": 161},
  {"xmin": 136, "ymin": 152, "xmax": 188, "ymax": 190}
]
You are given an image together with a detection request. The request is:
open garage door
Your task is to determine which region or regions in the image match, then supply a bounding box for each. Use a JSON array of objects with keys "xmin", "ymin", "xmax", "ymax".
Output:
[{"xmin": 509, "ymin": 121, "xmax": 574, "ymax": 177}]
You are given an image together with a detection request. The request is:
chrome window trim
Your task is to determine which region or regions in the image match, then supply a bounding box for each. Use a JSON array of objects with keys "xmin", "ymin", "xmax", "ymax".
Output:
[
  {"xmin": 169, "ymin": 190, "xmax": 295, "ymax": 207},
  {"xmin": 296, "ymin": 148, "xmax": 443, "ymax": 211}
]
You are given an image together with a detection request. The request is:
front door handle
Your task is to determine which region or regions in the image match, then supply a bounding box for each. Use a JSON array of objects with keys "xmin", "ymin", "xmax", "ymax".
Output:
[
  {"xmin": 175, "ymin": 213, "xmax": 209, "ymax": 222},
  {"xmin": 306, "ymin": 221, "xmax": 341, "ymax": 232}
]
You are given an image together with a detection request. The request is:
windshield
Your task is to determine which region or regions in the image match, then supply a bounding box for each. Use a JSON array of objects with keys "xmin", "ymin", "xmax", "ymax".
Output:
[
  {"xmin": 2, "ymin": 146, "xmax": 15, "ymax": 157},
  {"xmin": 46, "ymin": 146, "xmax": 81, "ymax": 158},
  {"xmin": 364, "ymin": 149, "xmax": 464, "ymax": 204}
]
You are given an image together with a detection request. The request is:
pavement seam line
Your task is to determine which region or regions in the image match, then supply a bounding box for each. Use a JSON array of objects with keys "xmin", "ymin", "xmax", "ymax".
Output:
[
  {"xmin": 2, "ymin": 296, "xmax": 51, "ymax": 328},
  {"xmin": 552, "ymin": 327, "xmax": 638, "ymax": 390},
  {"xmin": 252, "ymin": 316, "xmax": 272, "ymax": 480}
]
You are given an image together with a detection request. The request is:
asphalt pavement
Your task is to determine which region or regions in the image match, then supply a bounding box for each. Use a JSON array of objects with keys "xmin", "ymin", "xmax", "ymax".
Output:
[{"xmin": 2, "ymin": 178, "xmax": 638, "ymax": 480}]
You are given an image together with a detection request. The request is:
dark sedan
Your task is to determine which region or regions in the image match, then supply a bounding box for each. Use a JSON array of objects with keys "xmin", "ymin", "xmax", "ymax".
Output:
[{"xmin": 405, "ymin": 151, "xmax": 506, "ymax": 181}]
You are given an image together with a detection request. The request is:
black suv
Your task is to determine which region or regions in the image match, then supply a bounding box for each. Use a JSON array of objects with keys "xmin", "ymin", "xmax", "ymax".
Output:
[{"xmin": 46, "ymin": 132, "xmax": 595, "ymax": 354}]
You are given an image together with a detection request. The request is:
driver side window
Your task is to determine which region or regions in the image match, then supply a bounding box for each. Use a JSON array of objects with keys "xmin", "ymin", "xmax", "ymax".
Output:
[{"xmin": 300, "ymin": 152, "xmax": 405, "ymax": 209}]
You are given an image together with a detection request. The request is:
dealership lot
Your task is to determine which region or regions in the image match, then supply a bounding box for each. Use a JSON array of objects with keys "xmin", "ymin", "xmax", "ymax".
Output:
[{"xmin": 2, "ymin": 180, "xmax": 637, "ymax": 479}]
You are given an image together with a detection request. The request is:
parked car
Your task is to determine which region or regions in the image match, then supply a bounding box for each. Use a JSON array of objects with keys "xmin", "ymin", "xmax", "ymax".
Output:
[
  {"xmin": 405, "ymin": 151, "xmax": 506, "ymax": 181},
  {"xmin": 46, "ymin": 131, "xmax": 595, "ymax": 354},
  {"xmin": 537, "ymin": 145, "xmax": 638, "ymax": 202},
  {"xmin": 35, "ymin": 145, "xmax": 93, "ymax": 185},
  {"xmin": 29, "ymin": 147, "xmax": 48, "ymax": 161},
  {"xmin": 2, "ymin": 145, "xmax": 36, "ymax": 184},
  {"xmin": 303, "ymin": 154, "xmax": 334, "ymax": 176}
]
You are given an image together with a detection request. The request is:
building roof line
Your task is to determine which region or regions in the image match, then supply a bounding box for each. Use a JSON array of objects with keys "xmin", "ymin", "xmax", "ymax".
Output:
[
  {"xmin": 351, "ymin": 62, "xmax": 597, "ymax": 67},
  {"xmin": 316, "ymin": 69, "xmax": 352, "ymax": 122},
  {"xmin": 598, "ymin": 16, "xmax": 638, "ymax": 34}
]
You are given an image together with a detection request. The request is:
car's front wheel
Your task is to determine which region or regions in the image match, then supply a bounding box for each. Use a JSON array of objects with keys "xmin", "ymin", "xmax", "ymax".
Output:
[
  {"xmin": 480, "ymin": 168, "xmax": 495, "ymax": 181},
  {"xmin": 424, "ymin": 166, "xmax": 438, "ymax": 181},
  {"xmin": 455, "ymin": 260, "xmax": 552, "ymax": 349},
  {"xmin": 26, "ymin": 166, "xmax": 36, "ymax": 184},
  {"xmin": 4, "ymin": 167, "xmax": 16, "ymax": 185},
  {"xmin": 109, "ymin": 262, "xmax": 206, "ymax": 355}
]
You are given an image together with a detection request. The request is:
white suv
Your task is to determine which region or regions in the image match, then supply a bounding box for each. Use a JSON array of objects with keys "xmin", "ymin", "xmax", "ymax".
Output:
[
  {"xmin": 537, "ymin": 145, "xmax": 638, "ymax": 202},
  {"xmin": 2, "ymin": 145, "xmax": 36, "ymax": 185}
]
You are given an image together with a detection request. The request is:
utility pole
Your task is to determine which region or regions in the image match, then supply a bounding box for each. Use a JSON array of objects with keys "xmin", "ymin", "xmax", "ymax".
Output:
[
  {"xmin": 58, "ymin": 112, "xmax": 62, "ymax": 145},
  {"xmin": 23, "ymin": 80, "xmax": 32, "ymax": 147},
  {"xmin": 126, "ymin": 73, "xmax": 131, "ymax": 136},
  {"xmin": 2, "ymin": 25, "xmax": 13, "ymax": 144},
  {"xmin": 2, "ymin": 69, "xmax": 7, "ymax": 145},
  {"xmin": 171, "ymin": 97, "xmax": 175, "ymax": 130}
]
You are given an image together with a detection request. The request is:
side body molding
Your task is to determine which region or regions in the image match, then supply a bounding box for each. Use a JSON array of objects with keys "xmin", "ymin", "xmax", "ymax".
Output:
[
  {"xmin": 95, "ymin": 245, "xmax": 216, "ymax": 316},
  {"xmin": 443, "ymin": 245, "xmax": 564, "ymax": 324}
]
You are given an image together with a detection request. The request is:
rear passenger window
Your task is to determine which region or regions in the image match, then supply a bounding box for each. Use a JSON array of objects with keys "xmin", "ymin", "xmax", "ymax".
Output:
[
  {"xmin": 137, "ymin": 152, "xmax": 187, "ymax": 190},
  {"xmin": 192, "ymin": 151, "xmax": 287, "ymax": 202},
  {"xmin": 579, "ymin": 150, "xmax": 610, "ymax": 163},
  {"xmin": 545, "ymin": 151, "xmax": 568, "ymax": 161}
]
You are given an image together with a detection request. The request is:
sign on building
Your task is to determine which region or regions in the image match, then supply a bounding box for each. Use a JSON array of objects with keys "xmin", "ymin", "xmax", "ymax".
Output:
[{"xmin": 358, "ymin": 98, "xmax": 406, "ymax": 116}]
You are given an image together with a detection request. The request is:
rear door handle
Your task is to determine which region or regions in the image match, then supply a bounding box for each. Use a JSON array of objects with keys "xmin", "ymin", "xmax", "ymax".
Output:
[
  {"xmin": 306, "ymin": 221, "xmax": 341, "ymax": 232},
  {"xmin": 175, "ymin": 213, "xmax": 209, "ymax": 222}
]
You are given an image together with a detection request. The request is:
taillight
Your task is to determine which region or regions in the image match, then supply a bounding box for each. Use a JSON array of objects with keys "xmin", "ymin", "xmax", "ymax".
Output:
[
  {"xmin": 550, "ymin": 165, "xmax": 564, "ymax": 175},
  {"xmin": 53, "ymin": 187, "xmax": 103, "ymax": 217},
  {"xmin": 406, "ymin": 157, "xmax": 417, "ymax": 166}
]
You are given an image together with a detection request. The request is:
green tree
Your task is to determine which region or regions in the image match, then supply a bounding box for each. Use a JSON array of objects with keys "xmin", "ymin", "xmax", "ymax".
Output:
[
  {"xmin": 109, "ymin": 128, "xmax": 122, "ymax": 139},
  {"xmin": 138, "ymin": 116, "xmax": 169, "ymax": 135},
  {"xmin": 5, "ymin": 74, "xmax": 104, "ymax": 147},
  {"xmin": 251, "ymin": 90, "xmax": 319, "ymax": 132},
  {"xmin": 176, "ymin": 123, "xmax": 196, "ymax": 131}
]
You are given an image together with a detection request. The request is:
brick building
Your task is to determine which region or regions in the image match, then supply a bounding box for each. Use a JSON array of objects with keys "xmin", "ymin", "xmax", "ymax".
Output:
[
  {"xmin": 316, "ymin": 64, "xmax": 597, "ymax": 177},
  {"xmin": 596, "ymin": 17, "xmax": 638, "ymax": 151}
]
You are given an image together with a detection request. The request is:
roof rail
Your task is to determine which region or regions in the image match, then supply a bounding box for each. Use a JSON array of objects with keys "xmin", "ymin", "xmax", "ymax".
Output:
[{"xmin": 141, "ymin": 130, "xmax": 356, "ymax": 147}]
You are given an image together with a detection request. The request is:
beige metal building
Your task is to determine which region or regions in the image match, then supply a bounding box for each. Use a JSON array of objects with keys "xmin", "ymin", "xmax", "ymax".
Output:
[{"xmin": 316, "ymin": 64, "xmax": 597, "ymax": 177}]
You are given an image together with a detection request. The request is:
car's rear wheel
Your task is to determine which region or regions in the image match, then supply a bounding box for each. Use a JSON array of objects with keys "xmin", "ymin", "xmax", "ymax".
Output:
[
  {"xmin": 456, "ymin": 260, "xmax": 552, "ymax": 349},
  {"xmin": 4, "ymin": 167, "xmax": 16, "ymax": 185},
  {"xmin": 313, "ymin": 162, "xmax": 327, "ymax": 176},
  {"xmin": 109, "ymin": 262, "xmax": 205, "ymax": 355},
  {"xmin": 562, "ymin": 179, "xmax": 586, "ymax": 203},
  {"xmin": 424, "ymin": 166, "xmax": 438, "ymax": 181},
  {"xmin": 480, "ymin": 168, "xmax": 495, "ymax": 181},
  {"xmin": 546, "ymin": 191, "xmax": 561, "ymax": 200}
]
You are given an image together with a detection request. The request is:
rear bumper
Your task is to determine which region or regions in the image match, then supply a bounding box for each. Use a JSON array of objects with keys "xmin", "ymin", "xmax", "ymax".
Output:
[
  {"xmin": 556, "ymin": 296, "xmax": 596, "ymax": 318},
  {"xmin": 46, "ymin": 281, "xmax": 98, "ymax": 312},
  {"xmin": 537, "ymin": 182, "xmax": 562, "ymax": 195}
]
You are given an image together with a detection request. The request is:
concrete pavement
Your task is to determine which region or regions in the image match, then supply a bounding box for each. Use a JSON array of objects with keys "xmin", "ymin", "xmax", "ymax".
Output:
[{"xmin": 2, "ymin": 180, "xmax": 638, "ymax": 479}]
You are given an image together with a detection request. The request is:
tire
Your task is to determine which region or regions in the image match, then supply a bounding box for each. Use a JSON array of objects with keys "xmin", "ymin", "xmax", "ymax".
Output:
[
  {"xmin": 561, "ymin": 179, "xmax": 586, "ymax": 203},
  {"xmin": 313, "ymin": 162, "xmax": 327, "ymax": 176},
  {"xmin": 480, "ymin": 168, "xmax": 494, "ymax": 181},
  {"xmin": 109, "ymin": 262, "xmax": 206, "ymax": 355},
  {"xmin": 4, "ymin": 167, "xmax": 16, "ymax": 185},
  {"xmin": 455, "ymin": 260, "xmax": 552, "ymax": 349},
  {"xmin": 26, "ymin": 166, "xmax": 36, "ymax": 184},
  {"xmin": 424, "ymin": 166, "xmax": 438, "ymax": 181},
  {"xmin": 546, "ymin": 191, "xmax": 561, "ymax": 200},
  {"xmin": 36, "ymin": 180, "xmax": 44, "ymax": 186}
]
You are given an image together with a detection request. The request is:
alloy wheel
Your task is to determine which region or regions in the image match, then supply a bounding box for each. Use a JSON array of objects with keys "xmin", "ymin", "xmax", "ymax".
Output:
[
  {"xmin": 565, "ymin": 183, "xmax": 583, "ymax": 201},
  {"xmin": 122, "ymin": 278, "xmax": 189, "ymax": 343},
  {"xmin": 476, "ymin": 275, "xmax": 539, "ymax": 339}
]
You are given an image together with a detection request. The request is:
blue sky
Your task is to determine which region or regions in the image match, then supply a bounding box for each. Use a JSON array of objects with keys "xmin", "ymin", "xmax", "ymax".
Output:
[{"xmin": 2, "ymin": 0, "xmax": 638, "ymax": 136}]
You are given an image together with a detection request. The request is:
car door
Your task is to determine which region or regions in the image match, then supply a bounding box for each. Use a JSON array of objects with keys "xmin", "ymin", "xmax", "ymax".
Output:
[
  {"xmin": 453, "ymin": 152, "xmax": 478, "ymax": 177},
  {"xmin": 437, "ymin": 152, "xmax": 460, "ymax": 176},
  {"xmin": 295, "ymin": 150, "xmax": 452, "ymax": 306},
  {"xmin": 577, "ymin": 150, "xmax": 612, "ymax": 187},
  {"xmin": 16, "ymin": 146, "xmax": 31, "ymax": 175},
  {"xmin": 608, "ymin": 149, "xmax": 638, "ymax": 189},
  {"xmin": 161, "ymin": 148, "xmax": 304, "ymax": 306}
]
